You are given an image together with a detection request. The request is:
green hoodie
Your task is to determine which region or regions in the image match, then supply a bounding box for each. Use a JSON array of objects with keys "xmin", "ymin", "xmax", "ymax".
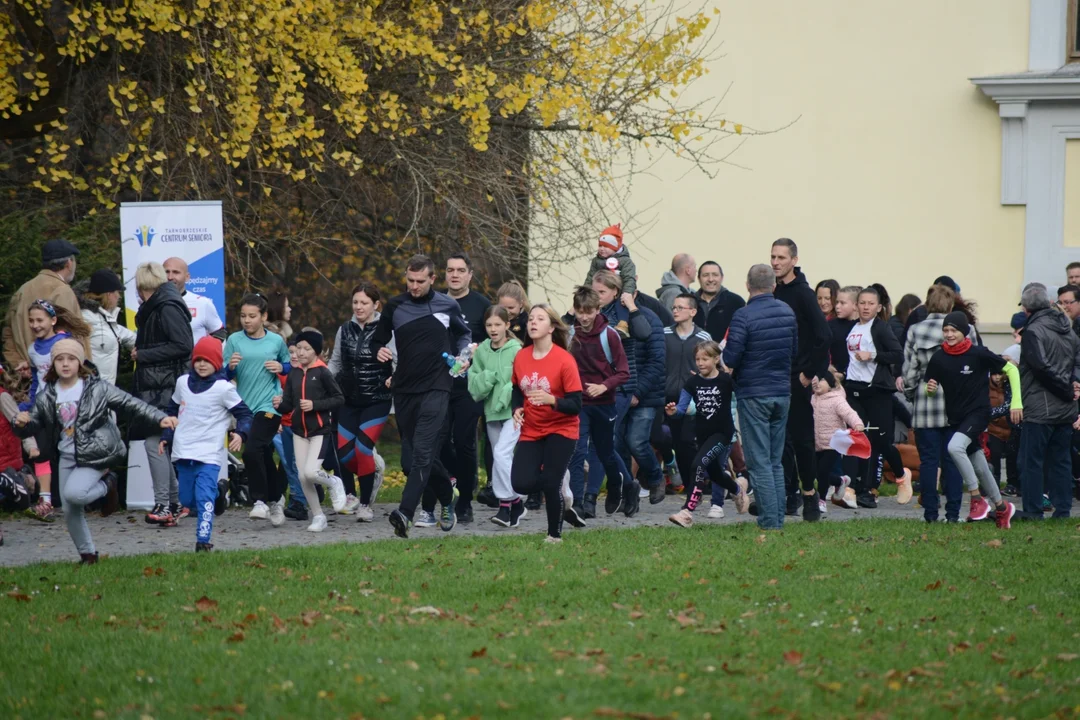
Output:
[{"xmin": 468, "ymin": 336, "xmax": 523, "ymax": 422}]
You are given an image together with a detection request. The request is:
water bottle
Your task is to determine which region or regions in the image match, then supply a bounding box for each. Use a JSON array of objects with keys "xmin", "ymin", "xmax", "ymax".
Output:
[{"xmin": 442, "ymin": 343, "xmax": 478, "ymax": 378}]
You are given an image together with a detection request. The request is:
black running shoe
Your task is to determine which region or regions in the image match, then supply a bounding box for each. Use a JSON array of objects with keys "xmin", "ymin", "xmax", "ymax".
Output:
[
  {"xmin": 195, "ymin": 542, "xmax": 213, "ymax": 552},
  {"xmin": 802, "ymin": 492, "xmax": 821, "ymax": 522},
  {"xmin": 623, "ymin": 481, "xmax": 641, "ymax": 518},
  {"xmin": 491, "ymin": 505, "xmax": 512, "ymax": 527},
  {"xmin": 582, "ymin": 494, "xmax": 598, "ymax": 519},
  {"xmin": 476, "ymin": 483, "xmax": 500, "ymax": 509},
  {"xmin": 564, "ymin": 504, "xmax": 587, "ymax": 528},
  {"xmin": 604, "ymin": 484, "xmax": 623, "ymax": 515},
  {"xmin": 748, "ymin": 501, "xmax": 759, "ymax": 517},
  {"xmin": 785, "ymin": 493, "xmax": 802, "ymax": 516},
  {"xmin": 389, "ymin": 509, "xmax": 412, "ymax": 538},
  {"xmin": 215, "ymin": 479, "xmax": 229, "ymax": 516},
  {"xmin": 649, "ymin": 483, "xmax": 666, "ymax": 505},
  {"xmin": 509, "ymin": 500, "xmax": 527, "ymax": 528},
  {"xmin": 525, "ymin": 492, "xmax": 543, "ymax": 510},
  {"xmin": 856, "ymin": 492, "xmax": 877, "ymax": 509},
  {"xmin": 283, "ymin": 501, "xmax": 308, "ymax": 521},
  {"xmin": 457, "ymin": 505, "xmax": 474, "ymax": 524}
]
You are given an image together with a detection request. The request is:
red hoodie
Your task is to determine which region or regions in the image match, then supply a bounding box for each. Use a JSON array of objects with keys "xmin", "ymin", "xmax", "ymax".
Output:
[{"xmin": 569, "ymin": 314, "xmax": 630, "ymax": 406}]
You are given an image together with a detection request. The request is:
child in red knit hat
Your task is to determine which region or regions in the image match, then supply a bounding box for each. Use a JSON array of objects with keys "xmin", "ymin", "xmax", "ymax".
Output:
[{"xmin": 584, "ymin": 223, "xmax": 638, "ymax": 295}]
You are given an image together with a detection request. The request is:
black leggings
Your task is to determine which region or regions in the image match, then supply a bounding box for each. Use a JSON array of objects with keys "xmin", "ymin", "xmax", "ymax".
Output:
[
  {"xmin": 511, "ymin": 435, "xmax": 576, "ymax": 538},
  {"xmin": 845, "ymin": 383, "xmax": 904, "ymax": 492},
  {"xmin": 815, "ymin": 449, "xmax": 847, "ymax": 489},
  {"xmin": 244, "ymin": 413, "xmax": 284, "ymax": 504},
  {"xmin": 684, "ymin": 433, "xmax": 737, "ymax": 512}
]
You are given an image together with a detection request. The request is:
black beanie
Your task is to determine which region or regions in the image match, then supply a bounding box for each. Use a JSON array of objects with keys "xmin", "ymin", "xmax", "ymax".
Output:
[
  {"xmin": 293, "ymin": 330, "xmax": 323, "ymax": 356},
  {"xmin": 942, "ymin": 311, "xmax": 970, "ymax": 338},
  {"xmin": 934, "ymin": 275, "xmax": 961, "ymax": 294}
]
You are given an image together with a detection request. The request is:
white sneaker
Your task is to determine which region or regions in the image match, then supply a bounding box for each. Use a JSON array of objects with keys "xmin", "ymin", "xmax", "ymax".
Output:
[
  {"xmin": 340, "ymin": 494, "xmax": 361, "ymax": 515},
  {"xmin": 818, "ymin": 499, "xmax": 828, "ymax": 514},
  {"xmin": 825, "ymin": 485, "xmax": 835, "ymax": 501},
  {"xmin": 707, "ymin": 504, "xmax": 725, "ymax": 519},
  {"xmin": 269, "ymin": 500, "xmax": 285, "ymax": 526},
  {"xmin": 355, "ymin": 504, "xmax": 374, "ymax": 522},
  {"xmin": 639, "ymin": 485, "xmax": 650, "ymax": 499},
  {"xmin": 325, "ymin": 474, "xmax": 347, "ymax": 513},
  {"xmin": 372, "ymin": 451, "xmax": 386, "ymax": 504},
  {"xmin": 307, "ymin": 514, "xmax": 328, "ymax": 532},
  {"xmin": 249, "ymin": 500, "xmax": 269, "ymax": 520},
  {"xmin": 414, "ymin": 510, "xmax": 438, "ymax": 528}
]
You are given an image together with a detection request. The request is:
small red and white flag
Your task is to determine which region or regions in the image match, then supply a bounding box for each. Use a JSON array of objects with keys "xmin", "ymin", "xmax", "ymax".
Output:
[{"xmin": 829, "ymin": 429, "xmax": 872, "ymax": 459}]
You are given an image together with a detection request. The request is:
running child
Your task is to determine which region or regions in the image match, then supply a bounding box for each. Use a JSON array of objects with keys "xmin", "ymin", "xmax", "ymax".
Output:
[
  {"xmin": 274, "ymin": 330, "xmax": 347, "ymax": 532},
  {"xmin": 810, "ymin": 371, "xmax": 862, "ymax": 510},
  {"xmin": 224, "ymin": 293, "xmax": 292, "ymax": 525},
  {"xmin": 583, "ymin": 224, "xmax": 638, "ymax": 296},
  {"xmin": 925, "ymin": 311, "xmax": 1021, "ymax": 528},
  {"xmin": 511, "ymin": 305, "xmax": 585, "ymax": 543},
  {"xmin": 467, "ymin": 306, "xmax": 524, "ymax": 527},
  {"xmin": 497, "ymin": 280, "xmax": 532, "ymax": 347},
  {"xmin": 14, "ymin": 339, "xmax": 176, "ymax": 564},
  {"xmin": 21, "ymin": 300, "xmax": 91, "ymax": 521},
  {"xmin": 160, "ymin": 337, "xmax": 253, "ymax": 550},
  {"xmin": 666, "ymin": 341, "xmax": 749, "ymax": 527}
]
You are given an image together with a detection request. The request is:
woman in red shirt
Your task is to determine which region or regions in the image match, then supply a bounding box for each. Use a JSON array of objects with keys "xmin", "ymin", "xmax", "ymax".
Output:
[{"xmin": 511, "ymin": 305, "xmax": 583, "ymax": 543}]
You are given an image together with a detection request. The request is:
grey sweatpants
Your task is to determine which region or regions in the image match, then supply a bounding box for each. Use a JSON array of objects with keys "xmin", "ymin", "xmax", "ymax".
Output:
[
  {"xmin": 947, "ymin": 433, "xmax": 1002, "ymax": 505},
  {"xmin": 145, "ymin": 435, "xmax": 178, "ymax": 506},
  {"xmin": 58, "ymin": 454, "xmax": 107, "ymax": 555}
]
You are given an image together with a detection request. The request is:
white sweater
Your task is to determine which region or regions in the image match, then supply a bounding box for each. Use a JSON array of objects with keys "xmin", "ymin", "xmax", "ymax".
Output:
[{"xmin": 81, "ymin": 305, "xmax": 136, "ymax": 385}]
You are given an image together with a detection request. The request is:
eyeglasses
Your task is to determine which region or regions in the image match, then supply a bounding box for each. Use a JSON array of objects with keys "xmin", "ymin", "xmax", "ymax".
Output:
[
  {"xmin": 672, "ymin": 305, "xmax": 693, "ymax": 312},
  {"xmin": 1061, "ymin": 299, "xmax": 1077, "ymax": 306}
]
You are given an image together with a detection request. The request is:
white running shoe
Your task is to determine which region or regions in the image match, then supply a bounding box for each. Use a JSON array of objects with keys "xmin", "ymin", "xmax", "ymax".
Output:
[
  {"xmin": 734, "ymin": 475, "xmax": 751, "ymax": 514},
  {"xmin": 707, "ymin": 504, "xmax": 725, "ymax": 519},
  {"xmin": 639, "ymin": 485, "xmax": 650, "ymax": 499},
  {"xmin": 825, "ymin": 485, "xmax": 835, "ymax": 501},
  {"xmin": 340, "ymin": 494, "xmax": 361, "ymax": 515},
  {"xmin": 414, "ymin": 510, "xmax": 438, "ymax": 528},
  {"xmin": 371, "ymin": 451, "xmax": 386, "ymax": 504},
  {"xmin": 307, "ymin": 514, "xmax": 328, "ymax": 532},
  {"xmin": 325, "ymin": 474, "xmax": 347, "ymax": 513},
  {"xmin": 356, "ymin": 504, "xmax": 374, "ymax": 522},
  {"xmin": 818, "ymin": 498, "xmax": 828, "ymax": 514},
  {"xmin": 269, "ymin": 500, "xmax": 285, "ymax": 526},
  {"xmin": 249, "ymin": 500, "xmax": 269, "ymax": 520}
]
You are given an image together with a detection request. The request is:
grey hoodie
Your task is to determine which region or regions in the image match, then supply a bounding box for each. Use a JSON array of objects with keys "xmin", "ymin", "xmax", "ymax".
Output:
[{"xmin": 656, "ymin": 270, "xmax": 691, "ymax": 312}]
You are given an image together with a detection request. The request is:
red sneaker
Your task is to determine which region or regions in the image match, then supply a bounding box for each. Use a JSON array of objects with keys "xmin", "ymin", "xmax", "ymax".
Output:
[
  {"xmin": 967, "ymin": 496, "xmax": 990, "ymax": 522},
  {"xmin": 995, "ymin": 501, "xmax": 1015, "ymax": 530}
]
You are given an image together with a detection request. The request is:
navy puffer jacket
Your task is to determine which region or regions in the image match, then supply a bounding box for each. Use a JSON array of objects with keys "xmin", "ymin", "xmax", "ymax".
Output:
[
  {"xmin": 632, "ymin": 305, "xmax": 666, "ymax": 407},
  {"xmin": 722, "ymin": 293, "xmax": 798, "ymax": 399}
]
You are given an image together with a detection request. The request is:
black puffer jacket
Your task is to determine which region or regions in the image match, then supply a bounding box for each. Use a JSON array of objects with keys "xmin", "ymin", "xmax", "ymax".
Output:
[
  {"xmin": 330, "ymin": 315, "xmax": 392, "ymax": 406},
  {"xmin": 132, "ymin": 283, "xmax": 193, "ymax": 421},
  {"xmin": 17, "ymin": 372, "xmax": 166, "ymax": 468}
]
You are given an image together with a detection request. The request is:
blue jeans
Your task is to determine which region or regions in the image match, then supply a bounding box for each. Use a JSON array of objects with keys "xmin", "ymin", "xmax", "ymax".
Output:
[
  {"xmin": 739, "ymin": 395, "xmax": 790, "ymax": 529},
  {"xmin": 571, "ymin": 403, "xmax": 632, "ymax": 500},
  {"xmin": 585, "ymin": 393, "xmax": 631, "ymax": 496},
  {"xmin": 915, "ymin": 427, "xmax": 964, "ymax": 522},
  {"xmin": 1019, "ymin": 422, "xmax": 1073, "ymax": 519},
  {"xmin": 176, "ymin": 460, "xmax": 221, "ymax": 545},
  {"xmin": 617, "ymin": 405, "xmax": 663, "ymax": 489},
  {"xmin": 274, "ymin": 427, "xmax": 303, "ymax": 507}
]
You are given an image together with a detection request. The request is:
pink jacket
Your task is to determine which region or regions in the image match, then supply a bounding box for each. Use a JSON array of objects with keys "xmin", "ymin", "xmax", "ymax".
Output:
[{"xmin": 810, "ymin": 386, "xmax": 863, "ymax": 451}]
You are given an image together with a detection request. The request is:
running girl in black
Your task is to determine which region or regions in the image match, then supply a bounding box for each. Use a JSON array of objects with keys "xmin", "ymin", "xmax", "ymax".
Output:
[{"xmin": 665, "ymin": 341, "xmax": 749, "ymax": 528}]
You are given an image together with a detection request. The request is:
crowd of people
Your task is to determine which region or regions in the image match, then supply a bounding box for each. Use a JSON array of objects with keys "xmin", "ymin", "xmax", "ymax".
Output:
[{"xmin": 1, "ymin": 231, "xmax": 1079, "ymax": 561}]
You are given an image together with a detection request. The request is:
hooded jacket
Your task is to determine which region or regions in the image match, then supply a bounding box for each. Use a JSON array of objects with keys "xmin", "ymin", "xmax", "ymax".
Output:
[
  {"xmin": 568, "ymin": 313, "xmax": 630, "ymax": 406},
  {"xmin": 132, "ymin": 282, "xmax": 194, "ymax": 419},
  {"xmin": 585, "ymin": 245, "xmax": 637, "ymax": 295},
  {"xmin": 810, "ymin": 385, "xmax": 863, "ymax": 451},
  {"xmin": 664, "ymin": 323, "xmax": 713, "ymax": 401},
  {"xmin": 1019, "ymin": 308, "xmax": 1080, "ymax": 425},
  {"xmin": 657, "ymin": 271, "xmax": 691, "ymax": 311},
  {"xmin": 329, "ymin": 313, "xmax": 392, "ymax": 407},
  {"xmin": 774, "ymin": 268, "xmax": 830, "ymax": 380},
  {"xmin": 468, "ymin": 336, "xmax": 523, "ymax": 421},
  {"xmin": 277, "ymin": 358, "xmax": 345, "ymax": 438},
  {"xmin": 17, "ymin": 372, "xmax": 166, "ymax": 468},
  {"xmin": 76, "ymin": 282, "xmax": 136, "ymax": 386}
]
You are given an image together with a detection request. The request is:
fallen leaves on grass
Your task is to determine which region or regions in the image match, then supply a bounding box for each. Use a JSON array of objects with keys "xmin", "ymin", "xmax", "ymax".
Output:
[
  {"xmin": 593, "ymin": 708, "xmax": 670, "ymax": 719},
  {"xmin": 671, "ymin": 611, "xmax": 696, "ymax": 628},
  {"xmin": 783, "ymin": 650, "xmax": 803, "ymax": 666},
  {"xmin": 985, "ymin": 539, "xmax": 1003, "ymax": 549},
  {"xmin": 7, "ymin": 591, "xmax": 31, "ymax": 602},
  {"xmin": 409, "ymin": 605, "xmax": 445, "ymax": 617},
  {"xmin": 924, "ymin": 580, "xmax": 943, "ymax": 591},
  {"xmin": 1000, "ymin": 595, "xmax": 1016, "ymax": 602},
  {"xmin": 142, "ymin": 567, "xmax": 165, "ymax": 577},
  {"xmin": 227, "ymin": 631, "xmax": 245, "ymax": 643},
  {"xmin": 471, "ymin": 647, "xmax": 487, "ymax": 658},
  {"xmin": 1057, "ymin": 653, "xmax": 1079, "ymax": 661},
  {"xmin": 195, "ymin": 596, "xmax": 218, "ymax": 611}
]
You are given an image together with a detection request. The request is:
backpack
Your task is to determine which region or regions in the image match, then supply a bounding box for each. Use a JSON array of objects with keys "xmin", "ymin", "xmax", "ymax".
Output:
[{"xmin": 569, "ymin": 326, "xmax": 616, "ymax": 367}]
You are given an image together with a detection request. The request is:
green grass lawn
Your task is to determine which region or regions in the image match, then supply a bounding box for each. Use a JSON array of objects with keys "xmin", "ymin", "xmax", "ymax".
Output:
[{"xmin": 3, "ymin": 520, "xmax": 1079, "ymax": 719}]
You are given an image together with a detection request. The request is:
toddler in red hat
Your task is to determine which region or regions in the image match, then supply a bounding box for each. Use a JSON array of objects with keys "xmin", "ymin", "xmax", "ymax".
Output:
[{"xmin": 583, "ymin": 223, "xmax": 638, "ymax": 295}]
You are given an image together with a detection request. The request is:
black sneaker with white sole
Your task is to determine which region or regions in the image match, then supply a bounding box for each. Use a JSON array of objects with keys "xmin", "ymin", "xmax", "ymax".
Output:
[
  {"xmin": 215, "ymin": 479, "xmax": 229, "ymax": 516},
  {"xmin": 509, "ymin": 500, "xmax": 527, "ymax": 528},
  {"xmin": 604, "ymin": 484, "xmax": 624, "ymax": 515},
  {"xmin": 389, "ymin": 509, "xmax": 412, "ymax": 538},
  {"xmin": 491, "ymin": 505, "xmax": 512, "ymax": 527},
  {"xmin": 563, "ymin": 504, "xmax": 587, "ymax": 528},
  {"xmin": 623, "ymin": 481, "xmax": 641, "ymax": 518}
]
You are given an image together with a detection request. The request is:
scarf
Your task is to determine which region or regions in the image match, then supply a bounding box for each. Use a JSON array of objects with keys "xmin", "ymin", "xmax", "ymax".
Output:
[{"xmin": 942, "ymin": 338, "xmax": 972, "ymax": 356}]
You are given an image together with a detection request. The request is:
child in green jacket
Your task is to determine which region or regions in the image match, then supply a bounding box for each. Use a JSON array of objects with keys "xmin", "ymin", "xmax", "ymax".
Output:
[
  {"xmin": 584, "ymin": 223, "xmax": 637, "ymax": 295},
  {"xmin": 468, "ymin": 306, "xmax": 524, "ymax": 526}
]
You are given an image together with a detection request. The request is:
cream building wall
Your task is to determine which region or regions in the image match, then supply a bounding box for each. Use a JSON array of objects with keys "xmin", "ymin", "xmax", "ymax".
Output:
[{"xmin": 532, "ymin": 0, "xmax": 1032, "ymax": 333}]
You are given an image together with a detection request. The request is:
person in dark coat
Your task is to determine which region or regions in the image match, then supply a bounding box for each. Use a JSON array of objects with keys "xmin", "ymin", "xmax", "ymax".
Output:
[
  {"xmin": 770, "ymin": 239, "xmax": 830, "ymax": 521},
  {"xmin": 131, "ymin": 262, "xmax": 194, "ymax": 525},
  {"xmin": 693, "ymin": 261, "xmax": 745, "ymax": 342}
]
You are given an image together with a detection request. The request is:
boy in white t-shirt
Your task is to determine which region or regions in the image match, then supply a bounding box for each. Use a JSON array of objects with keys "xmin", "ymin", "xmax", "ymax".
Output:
[{"xmin": 161, "ymin": 336, "xmax": 253, "ymax": 551}]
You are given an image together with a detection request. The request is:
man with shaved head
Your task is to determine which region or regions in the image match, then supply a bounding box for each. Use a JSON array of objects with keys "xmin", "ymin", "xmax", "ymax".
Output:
[
  {"xmin": 163, "ymin": 257, "xmax": 225, "ymax": 342},
  {"xmin": 657, "ymin": 253, "xmax": 696, "ymax": 312}
]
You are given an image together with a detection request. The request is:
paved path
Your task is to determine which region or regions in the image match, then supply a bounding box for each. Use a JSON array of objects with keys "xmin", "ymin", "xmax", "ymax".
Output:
[{"xmin": 0, "ymin": 495, "xmax": 930, "ymax": 567}]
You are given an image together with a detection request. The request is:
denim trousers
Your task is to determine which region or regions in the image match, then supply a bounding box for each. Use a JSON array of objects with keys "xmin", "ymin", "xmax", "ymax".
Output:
[{"xmin": 738, "ymin": 395, "xmax": 790, "ymax": 529}]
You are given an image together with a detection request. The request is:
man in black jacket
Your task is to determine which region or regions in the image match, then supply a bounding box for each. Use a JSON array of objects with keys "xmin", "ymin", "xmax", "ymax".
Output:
[
  {"xmin": 693, "ymin": 261, "xmax": 745, "ymax": 342},
  {"xmin": 771, "ymin": 239, "xmax": 831, "ymax": 520},
  {"xmin": 374, "ymin": 255, "xmax": 472, "ymax": 538}
]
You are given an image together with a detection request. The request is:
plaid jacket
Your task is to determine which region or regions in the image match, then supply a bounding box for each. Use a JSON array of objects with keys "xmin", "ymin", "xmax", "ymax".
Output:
[{"xmin": 901, "ymin": 312, "xmax": 977, "ymax": 429}]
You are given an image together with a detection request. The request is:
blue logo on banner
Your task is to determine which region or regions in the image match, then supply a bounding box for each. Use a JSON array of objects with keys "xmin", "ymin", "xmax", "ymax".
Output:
[{"xmin": 134, "ymin": 225, "xmax": 156, "ymax": 247}]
